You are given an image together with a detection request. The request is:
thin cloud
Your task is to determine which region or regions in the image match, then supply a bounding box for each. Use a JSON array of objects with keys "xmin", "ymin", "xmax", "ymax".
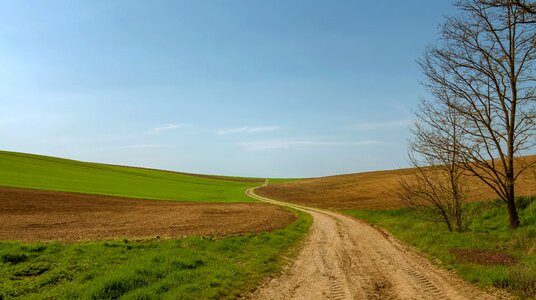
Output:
[
  {"xmin": 153, "ymin": 123, "xmax": 189, "ymax": 132},
  {"xmin": 145, "ymin": 123, "xmax": 191, "ymax": 134},
  {"xmin": 351, "ymin": 119, "xmax": 411, "ymax": 130},
  {"xmin": 238, "ymin": 138, "xmax": 383, "ymax": 151},
  {"xmin": 217, "ymin": 126, "xmax": 281, "ymax": 135},
  {"xmin": 121, "ymin": 144, "xmax": 173, "ymax": 149}
]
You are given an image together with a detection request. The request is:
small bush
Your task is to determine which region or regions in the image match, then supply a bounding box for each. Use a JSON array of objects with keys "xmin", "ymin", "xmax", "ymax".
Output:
[{"xmin": 1, "ymin": 253, "xmax": 28, "ymax": 264}]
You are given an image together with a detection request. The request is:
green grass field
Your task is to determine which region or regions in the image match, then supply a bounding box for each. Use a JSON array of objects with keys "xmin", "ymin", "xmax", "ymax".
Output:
[
  {"xmin": 0, "ymin": 211, "xmax": 311, "ymax": 299},
  {"xmin": 267, "ymin": 178, "xmax": 302, "ymax": 185},
  {"xmin": 0, "ymin": 151, "xmax": 260, "ymax": 202},
  {"xmin": 345, "ymin": 197, "xmax": 536, "ymax": 298}
]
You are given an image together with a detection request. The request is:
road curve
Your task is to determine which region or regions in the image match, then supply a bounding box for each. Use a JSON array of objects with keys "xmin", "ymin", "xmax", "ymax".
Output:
[{"xmin": 246, "ymin": 186, "xmax": 507, "ymax": 300}]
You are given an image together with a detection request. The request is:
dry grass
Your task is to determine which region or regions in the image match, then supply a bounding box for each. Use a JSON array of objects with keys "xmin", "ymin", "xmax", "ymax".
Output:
[{"xmin": 257, "ymin": 155, "xmax": 536, "ymax": 210}]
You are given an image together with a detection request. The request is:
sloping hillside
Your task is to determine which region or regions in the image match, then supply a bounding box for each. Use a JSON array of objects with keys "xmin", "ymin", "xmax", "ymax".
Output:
[
  {"xmin": 256, "ymin": 156, "xmax": 536, "ymax": 209},
  {"xmin": 0, "ymin": 151, "xmax": 261, "ymax": 202}
]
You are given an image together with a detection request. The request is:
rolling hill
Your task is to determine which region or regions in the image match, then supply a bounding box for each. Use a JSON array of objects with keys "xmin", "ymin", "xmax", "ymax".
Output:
[
  {"xmin": 257, "ymin": 155, "xmax": 536, "ymax": 210},
  {"xmin": 0, "ymin": 151, "xmax": 261, "ymax": 202}
]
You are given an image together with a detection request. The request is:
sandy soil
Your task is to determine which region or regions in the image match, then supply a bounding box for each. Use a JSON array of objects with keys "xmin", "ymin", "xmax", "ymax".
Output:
[
  {"xmin": 256, "ymin": 156, "xmax": 536, "ymax": 210},
  {"xmin": 247, "ymin": 187, "xmax": 509, "ymax": 300},
  {"xmin": 0, "ymin": 187, "xmax": 296, "ymax": 242}
]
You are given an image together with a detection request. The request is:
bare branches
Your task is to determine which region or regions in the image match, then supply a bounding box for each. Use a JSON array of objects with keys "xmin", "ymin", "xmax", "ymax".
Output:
[
  {"xmin": 480, "ymin": 0, "xmax": 536, "ymax": 17},
  {"xmin": 418, "ymin": 0, "xmax": 536, "ymax": 228},
  {"xmin": 400, "ymin": 97, "xmax": 471, "ymax": 232}
]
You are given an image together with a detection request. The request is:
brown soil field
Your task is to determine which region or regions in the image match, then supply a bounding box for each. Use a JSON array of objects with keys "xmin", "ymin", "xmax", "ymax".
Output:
[
  {"xmin": 256, "ymin": 155, "xmax": 536, "ymax": 210},
  {"xmin": 0, "ymin": 187, "xmax": 296, "ymax": 242}
]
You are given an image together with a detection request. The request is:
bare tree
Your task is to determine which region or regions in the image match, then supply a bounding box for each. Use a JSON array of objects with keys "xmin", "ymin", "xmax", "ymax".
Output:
[
  {"xmin": 400, "ymin": 96, "xmax": 471, "ymax": 232},
  {"xmin": 419, "ymin": 0, "xmax": 536, "ymax": 228},
  {"xmin": 481, "ymin": 0, "xmax": 536, "ymax": 16}
]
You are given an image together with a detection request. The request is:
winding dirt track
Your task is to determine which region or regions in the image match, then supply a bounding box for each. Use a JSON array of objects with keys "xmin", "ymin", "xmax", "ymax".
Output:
[{"xmin": 247, "ymin": 186, "xmax": 507, "ymax": 300}]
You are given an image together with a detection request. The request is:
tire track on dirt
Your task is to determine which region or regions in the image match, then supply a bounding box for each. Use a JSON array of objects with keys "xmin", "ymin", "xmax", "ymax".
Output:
[{"xmin": 246, "ymin": 185, "xmax": 509, "ymax": 300}]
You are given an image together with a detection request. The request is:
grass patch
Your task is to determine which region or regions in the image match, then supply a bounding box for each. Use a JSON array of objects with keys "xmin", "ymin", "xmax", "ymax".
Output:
[
  {"xmin": 344, "ymin": 196, "xmax": 536, "ymax": 298},
  {"xmin": 267, "ymin": 178, "xmax": 302, "ymax": 185},
  {"xmin": 0, "ymin": 151, "xmax": 259, "ymax": 202},
  {"xmin": 0, "ymin": 211, "xmax": 311, "ymax": 299}
]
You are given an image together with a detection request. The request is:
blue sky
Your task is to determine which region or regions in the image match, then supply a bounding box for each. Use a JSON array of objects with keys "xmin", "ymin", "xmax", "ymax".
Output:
[{"xmin": 0, "ymin": 1, "xmax": 457, "ymax": 178}]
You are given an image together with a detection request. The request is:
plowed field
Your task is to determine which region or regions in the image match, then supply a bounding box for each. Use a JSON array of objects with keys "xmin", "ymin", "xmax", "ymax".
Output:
[
  {"xmin": 256, "ymin": 156, "xmax": 536, "ymax": 210},
  {"xmin": 0, "ymin": 187, "xmax": 296, "ymax": 242}
]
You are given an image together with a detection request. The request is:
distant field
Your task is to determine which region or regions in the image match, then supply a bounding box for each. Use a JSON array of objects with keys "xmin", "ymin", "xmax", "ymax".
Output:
[
  {"xmin": 256, "ymin": 155, "xmax": 536, "ymax": 210},
  {"xmin": 0, "ymin": 151, "xmax": 261, "ymax": 203},
  {"xmin": 0, "ymin": 151, "xmax": 302, "ymax": 242},
  {"xmin": 267, "ymin": 178, "xmax": 302, "ymax": 184}
]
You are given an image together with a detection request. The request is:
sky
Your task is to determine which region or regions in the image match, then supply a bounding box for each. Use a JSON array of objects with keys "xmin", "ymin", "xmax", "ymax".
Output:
[{"xmin": 0, "ymin": 0, "xmax": 458, "ymax": 178}]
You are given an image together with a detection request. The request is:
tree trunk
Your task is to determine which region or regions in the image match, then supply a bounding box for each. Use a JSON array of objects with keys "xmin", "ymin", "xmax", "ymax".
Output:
[
  {"xmin": 506, "ymin": 186, "xmax": 520, "ymax": 228},
  {"xmin": 506, "ymin": 146, "xmax": 520, "ymax": 228},
  {"xmin": 441, "ymin": 210, "xmax": 453, "ymax": 232},
  {"xmin": 455, "ymin": 202, "xmax": 463, "ymax": 232}
]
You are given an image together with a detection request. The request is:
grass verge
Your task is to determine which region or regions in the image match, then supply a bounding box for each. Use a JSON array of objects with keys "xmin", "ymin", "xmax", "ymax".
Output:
[
  {"xmin": 0, "ymin": 211, "xmax": 311, "ymax": 299},
  {"xmin": 344, "ymin": 196, "xmax": 535, "ymax": 298}
]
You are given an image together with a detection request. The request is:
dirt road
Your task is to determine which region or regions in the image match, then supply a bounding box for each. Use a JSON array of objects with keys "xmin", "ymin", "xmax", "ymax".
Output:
[{"xmin": 247, "ymin": 186, "xmax": 506, "ymax": 300}]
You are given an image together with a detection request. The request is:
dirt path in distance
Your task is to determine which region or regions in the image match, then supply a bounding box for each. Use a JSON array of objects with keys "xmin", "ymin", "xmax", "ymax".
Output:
[{"xmin": 247, "ymin": 187, "xmax": 509, "ymax": 300}]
